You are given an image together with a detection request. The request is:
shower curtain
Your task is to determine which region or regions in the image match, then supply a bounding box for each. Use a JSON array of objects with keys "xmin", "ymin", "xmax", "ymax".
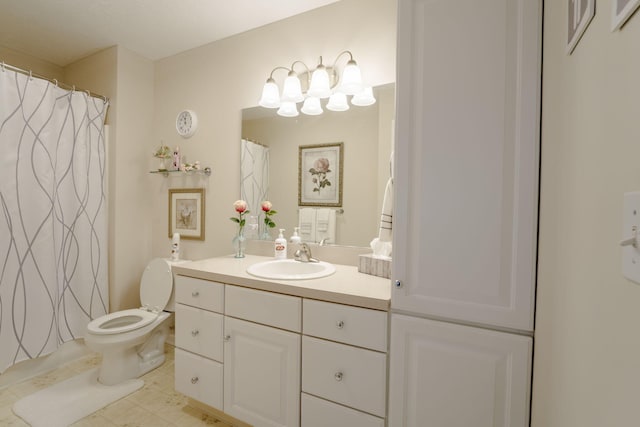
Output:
[
  {"xmin": 240, "ymin": 139, "xmax": 269, "ymax": 237},
  {"xmin": 0, "ymin": 68, "xmax": 109, "ymax": 373}
]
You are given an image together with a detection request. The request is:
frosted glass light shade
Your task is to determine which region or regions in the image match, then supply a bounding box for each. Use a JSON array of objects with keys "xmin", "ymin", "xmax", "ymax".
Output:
[
  {"xmin": 277, "ymin": 101, "xmax": 299, "ymax": 117},
  {"xmin": 308, "ymin": 65, "xmax": 331, "ymax": 99},
  {"xmin": 326, "ymin": 92, "xmax": 349, "ymax": 112},
  {"xmin": 351, "ymin": 86, "xmax": 376, "ymax": 106},
  {"xmin": 258, "ymin": 79, "xmax": 281, "ymax": 108},
  {"xmin": 338, "ymin": 60, "xmax": 363, "ymax": 95},
  {"xmin": 301, "ymin": 97, "xmax": 323, "ymax": 115},
  {"xmin": 281, "ymin": 72, "xmax": 304, "ymax": 103}
]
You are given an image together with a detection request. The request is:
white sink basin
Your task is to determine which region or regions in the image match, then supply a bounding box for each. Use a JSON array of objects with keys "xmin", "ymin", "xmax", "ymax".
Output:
[{"xmin": 246, "ymin": 259, "xmax": 335, "ymax": 280}]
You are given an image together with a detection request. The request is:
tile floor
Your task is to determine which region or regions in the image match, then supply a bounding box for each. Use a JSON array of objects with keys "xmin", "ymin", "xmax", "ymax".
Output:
[{"xmin": 0, "ymin": 345, "xmax": 235, "ymax": 427}]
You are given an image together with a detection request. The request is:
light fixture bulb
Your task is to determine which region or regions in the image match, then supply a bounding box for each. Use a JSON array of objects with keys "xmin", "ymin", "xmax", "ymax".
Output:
[
  {"xmin": 338, "ymin": 59, "xmax": 363, "ymax": 95},
  {"xmin": 281, "ymin": 71, "xmax": 304, "ymax": 103},
  {"xmin": 258, "ymin": 78, "xmax": 281, "ymax": 108},
  {"xmin": 301, "ymin": 97, "xmax": 323, "ymax": 115},
  {"xmin": 351, "ymin": 86, "xmax": 376, "ymax": 106},
  {"xmin": 326, "ymin": 92, "xmax": 350, "ymax": 112},
  {"xmin": 308, "ymin": 64, "xmax": 331, "ymax": 99},
  {"xmin": 277, "ymin": 101, "xmax": 299, "ymax": 117}
]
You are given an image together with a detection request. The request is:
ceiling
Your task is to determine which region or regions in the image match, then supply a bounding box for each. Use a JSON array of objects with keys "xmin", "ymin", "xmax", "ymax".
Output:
[{"xmin": 0, "ymin": 0, "xmax": 340, "ymax": 67}]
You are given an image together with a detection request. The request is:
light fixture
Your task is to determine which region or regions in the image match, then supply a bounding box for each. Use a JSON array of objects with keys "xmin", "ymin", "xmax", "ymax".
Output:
[
  {"xmin": 258, "ymin": 51, "xmax": 375, "ymax": 117},
  {"xmin": 351, "ymin": 86, "xmax": 376, "ymax": 107}
]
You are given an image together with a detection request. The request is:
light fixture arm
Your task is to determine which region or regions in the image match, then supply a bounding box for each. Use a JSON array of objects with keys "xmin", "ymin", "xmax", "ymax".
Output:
[
  {"xmin": 267, "ymin": 66, "xmax": 292, "ymax": 81},
  {"xmin": 331, "ymin": 50, "xmax": 356, "ymax": 68}
]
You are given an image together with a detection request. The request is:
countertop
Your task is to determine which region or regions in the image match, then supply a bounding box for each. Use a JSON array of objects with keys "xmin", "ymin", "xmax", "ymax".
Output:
[{"xmin": 172, "ymin": 255, "xmax": 391, "ymax": 311}]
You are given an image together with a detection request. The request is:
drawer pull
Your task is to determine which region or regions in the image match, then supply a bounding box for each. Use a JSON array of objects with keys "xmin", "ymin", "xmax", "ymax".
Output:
[
  {"xmin": 191, "ymin": 376, "xmax": 199, "ymax": 384},
  {"xmin": 192, "ymin": 290, "xmax": 200, "ymax": 297},
  {"xmin": 224, "ymin": 334, "xmax": 231, "ymax": 341},
  {"xmin": 334, "ymin": 372, "xmax": 343, "ymax": 381},
  {"xmin": 191, "ymin": 329, "xmax": 199, "ymax": 337},
  {"xmin": 336, "ymin": 320, "xmax": 345, "ymax": 329}
]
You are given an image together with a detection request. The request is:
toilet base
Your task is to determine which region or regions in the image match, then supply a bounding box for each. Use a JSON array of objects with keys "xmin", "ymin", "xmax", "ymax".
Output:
[{"xmin": 96, "ymin": 322, "xmax": 169, "ymax": 386}]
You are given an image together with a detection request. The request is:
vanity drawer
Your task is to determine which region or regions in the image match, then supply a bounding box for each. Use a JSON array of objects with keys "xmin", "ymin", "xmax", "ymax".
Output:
[
  {"xmin": 225, "ymin": 285, "xmax": 301, "ymax": 332},
  {"xmin": 175, "ymin": 275, "xmax": 224, "ymax": 313},
  {"xmin": 301, "ymin": 393, "xmax": 384, "ymax": 427},
  {"xmin": 175, "ymin": 348, "xmax": 223, "ymax": 410},
  {"xmin": 302, "ymin": 336, "xmax": 387, "ymax": 418},
  {"xmin": 175, "ymin": 303, "xmax": 223, "ymax": 362},
  {"xmin": 303, "ymin": 299, "xmax": 388, "ymax": 352}
]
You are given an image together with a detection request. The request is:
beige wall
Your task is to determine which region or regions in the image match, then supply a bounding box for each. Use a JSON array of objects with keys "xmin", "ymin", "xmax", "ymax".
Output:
[
  {"xmin": 152, "ymin": 0, "xmax": 397, "ymax": 261},
  {"xmin": 533, "ymin": 4, "xmax": 640, "ymax": 427},
  {"xmin": 0, "ymin": 45, "xmax": 64, "ymax": 80}
]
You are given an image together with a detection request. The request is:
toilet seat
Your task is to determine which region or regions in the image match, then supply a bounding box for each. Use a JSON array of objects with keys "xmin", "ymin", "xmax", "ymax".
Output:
[
  {"xmin": 87, "ymin": 308, "xmax": 158, "ymax": 335},
  {"xmin": 87, "ymin": 258, "xmax": 174, "ymax": 335}
]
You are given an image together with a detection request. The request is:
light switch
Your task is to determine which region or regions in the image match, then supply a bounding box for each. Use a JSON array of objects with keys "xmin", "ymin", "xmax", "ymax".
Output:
[{"xmin": 621, "ymin": 192, "xmax": 640, "ymax": 283}]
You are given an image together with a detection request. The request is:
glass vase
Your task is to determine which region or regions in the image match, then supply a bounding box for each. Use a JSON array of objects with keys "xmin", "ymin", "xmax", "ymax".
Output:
[{"xmin": 232, "ymin": 229, "xmax": 246, "ymax": 258}]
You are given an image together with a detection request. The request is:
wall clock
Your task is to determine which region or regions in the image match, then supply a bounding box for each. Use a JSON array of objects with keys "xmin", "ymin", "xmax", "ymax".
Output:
[{"xmin": 176, "ymin": 110, "xmax": 198, "ymax": 138}]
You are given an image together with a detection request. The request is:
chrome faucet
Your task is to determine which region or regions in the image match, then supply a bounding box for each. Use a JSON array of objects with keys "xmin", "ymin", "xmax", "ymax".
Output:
[
  {"xmin": 319, "ymin": 237, "xmax": 331, "ymax": 246},
  {"xmin": 294, "ymin": 243, "xmax": 319, "ymax": 263}
]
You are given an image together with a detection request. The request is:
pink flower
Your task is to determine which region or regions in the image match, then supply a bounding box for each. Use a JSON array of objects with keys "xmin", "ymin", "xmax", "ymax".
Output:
[
  {"xmin": 233, "ymin": 200, "xmax": 248, "ymax": 213},
  {"xmin": 261, "ymin": 201, "xmax": 273, "ymax": 212},
  {"xmin": 313, "ymin": 158, "xmax": 330, "ymax": 173}
]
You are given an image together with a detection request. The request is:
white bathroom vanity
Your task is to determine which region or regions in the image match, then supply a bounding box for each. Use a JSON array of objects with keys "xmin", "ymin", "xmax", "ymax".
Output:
[{"xmin": 171, "ymin": 255, "xmax": 390, "ymax": 427}]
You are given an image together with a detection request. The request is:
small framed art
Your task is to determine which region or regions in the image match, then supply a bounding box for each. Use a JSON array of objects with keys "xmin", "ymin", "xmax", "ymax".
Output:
[{"xmin": 168, "ymin": 188, "xmax": 205, "ymax": 240}]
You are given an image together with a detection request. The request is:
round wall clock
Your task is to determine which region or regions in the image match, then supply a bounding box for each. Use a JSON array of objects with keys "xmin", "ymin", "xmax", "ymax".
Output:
[{"xmin": 176, "ymin": 110, "xmax": 198, "ymax": 138}]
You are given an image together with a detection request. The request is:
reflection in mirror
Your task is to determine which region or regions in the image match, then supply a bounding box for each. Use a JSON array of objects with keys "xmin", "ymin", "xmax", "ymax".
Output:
[{"xmin": 241, "ymin": 83, "xmax": 395, "ymax": 248}]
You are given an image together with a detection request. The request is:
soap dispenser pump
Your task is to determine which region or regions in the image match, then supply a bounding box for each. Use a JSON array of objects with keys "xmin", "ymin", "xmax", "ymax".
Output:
[
  {"xmin": 275, "ymin": 229, "xmax": 287, "ymax": 259},
  {"xmin": 290, "ymin": 227, "xmax": 301, "ymax": 245}
]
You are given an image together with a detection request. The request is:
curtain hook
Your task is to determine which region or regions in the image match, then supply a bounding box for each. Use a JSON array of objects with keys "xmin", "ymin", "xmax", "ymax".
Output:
[
  {"xmin": 1, "ymin": 62, "xmax": 5, "ymax": 72},
  {"xmin": 53, "ymin": 79, "xmax": 58, "ymax": 87},
  {"xmin": 28, "ymin": 70, "xmax": 33, "ymax": 80}
]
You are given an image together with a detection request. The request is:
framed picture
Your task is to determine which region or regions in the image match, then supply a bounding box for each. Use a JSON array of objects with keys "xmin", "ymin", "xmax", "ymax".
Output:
[
  {"xmin": 567, "ymin": 0, "xmax": 595, "ymax": 54},
  {"xmin": 298, "ymin": 142, "xmax": 344, "ymax": 207},
  {"xmin": 168, "ymin": 188, "xmax": 205, "ymax": 240},
  {"xmin": 612, "ymin": 0, "xmax": 640, "ymax": 30}
]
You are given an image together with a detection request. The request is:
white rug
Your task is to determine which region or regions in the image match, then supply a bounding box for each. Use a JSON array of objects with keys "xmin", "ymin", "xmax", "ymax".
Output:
[{"xmin": 12, "ymin": 368, "xmax": 143, "ymax": 427}]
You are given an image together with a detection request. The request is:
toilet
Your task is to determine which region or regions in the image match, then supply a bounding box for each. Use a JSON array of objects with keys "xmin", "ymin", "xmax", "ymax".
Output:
[{"xmin": 85, "ymin": 258, "xmax": 180, "ymax": 385}]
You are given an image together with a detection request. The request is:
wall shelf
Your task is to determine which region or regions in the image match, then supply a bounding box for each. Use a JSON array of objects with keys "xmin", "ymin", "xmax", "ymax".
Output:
[{"xmin": 150, "ymin": 167, "xmax": 212, "ymax": 177}]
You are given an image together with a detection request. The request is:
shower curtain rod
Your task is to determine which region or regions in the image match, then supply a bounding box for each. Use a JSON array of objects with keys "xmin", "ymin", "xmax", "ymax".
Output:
[{"xmin": 1, "ymin": 61, "xmax": 109, "ymax": 103}]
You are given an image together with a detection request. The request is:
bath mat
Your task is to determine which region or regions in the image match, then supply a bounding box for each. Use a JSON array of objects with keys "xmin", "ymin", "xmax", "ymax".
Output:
[{"xmin": 12, "ymin": 367, "xmax": 143, "ymax": 427}]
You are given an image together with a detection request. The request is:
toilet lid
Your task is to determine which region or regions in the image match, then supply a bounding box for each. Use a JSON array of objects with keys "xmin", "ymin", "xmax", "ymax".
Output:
[{"xmin": 140, "ymin": 258, "xmax": 173, "ymax": 312}]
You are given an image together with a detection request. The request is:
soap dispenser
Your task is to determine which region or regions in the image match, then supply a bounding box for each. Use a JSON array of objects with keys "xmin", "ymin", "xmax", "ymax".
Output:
[
  {"xmin": 290, "ymin": 227, "xmax": 301, "ymax": 245},
  {"xmin": 275, "ymin": 229, "xmax": 287, "ymax": 259}
]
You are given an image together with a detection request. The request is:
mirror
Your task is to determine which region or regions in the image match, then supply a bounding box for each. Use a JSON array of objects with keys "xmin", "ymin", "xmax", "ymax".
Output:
[{"xmin": 241, "ymin": 83, "xmax": 395, "ymax": 248}]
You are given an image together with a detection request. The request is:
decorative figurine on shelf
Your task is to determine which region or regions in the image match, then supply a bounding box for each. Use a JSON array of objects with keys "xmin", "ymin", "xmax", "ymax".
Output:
[
  {"xmin": 153, "ymin": 143, "xmax": 172, "ymax": 171},
  {"xmin": 172, "ymin": 146, "xmax": 180, "ymax": 170}
]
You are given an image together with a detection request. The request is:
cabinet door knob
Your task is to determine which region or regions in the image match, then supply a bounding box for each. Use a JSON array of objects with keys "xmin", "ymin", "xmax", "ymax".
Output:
[
  {"xmin": 336, "ymin": 320, "xmax": 345, "ymax": 329},
  {"xmin": 224, "ymin": 334, "xmax": 231, "ymax": 341},
  {"xmin": 334, "ymin": 372, "xmax": 343, "ymax": 381},
  {"xmin": 191, "ymin": 376, "xmax": 199, "ymax": 384},
  {"xmin": 394, "ymin": 279, "xmax": 402, "ymax": 288},
  {"xmin": 191, "ymin": 329, "xmax": 199, "ymax": 337},
  {"xmin": 192, "ymin": 290, "xmax": 200, "ymax": 297}
]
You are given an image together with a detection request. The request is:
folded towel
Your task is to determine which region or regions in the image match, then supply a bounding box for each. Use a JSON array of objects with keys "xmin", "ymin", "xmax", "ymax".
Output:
[
  {"xmin": 378, "ymin": 178, "xmax": 393, "ymax": 242},
  {"xmin": 315, "ymin": 208, "xmax": 336, "ymax": 244},
  {"xmin": 298, "ymin": 208, "xmax": 316, "ymax": 242}
]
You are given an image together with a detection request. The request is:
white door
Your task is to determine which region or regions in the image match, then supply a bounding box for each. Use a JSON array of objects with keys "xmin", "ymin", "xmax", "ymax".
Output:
[
  {"xmin": 388, "ymin": 314, "xmax": 532, "ymax": 427},
  {"xmin": 223, "ymin": 316, "xmax": 301, "ymax": 427},
  {"xmin": 392, "ymin": 0, "xmax": 541, "ymax": 331}
]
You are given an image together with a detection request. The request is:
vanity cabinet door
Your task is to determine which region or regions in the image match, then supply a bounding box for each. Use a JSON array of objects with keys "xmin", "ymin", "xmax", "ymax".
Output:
[{"xmin": 224, "ymin": 316, "xmax": 301, "ymax": 427}]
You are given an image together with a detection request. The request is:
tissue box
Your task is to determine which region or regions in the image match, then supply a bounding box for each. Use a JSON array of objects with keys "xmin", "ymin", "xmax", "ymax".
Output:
[{"xmin": 358, "ymin": 254, "xmax": 391, "ymax": 279}]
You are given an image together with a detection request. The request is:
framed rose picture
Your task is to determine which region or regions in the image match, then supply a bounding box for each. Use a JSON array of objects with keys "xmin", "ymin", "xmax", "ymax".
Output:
[
  {"xmin": 298, "ymin": 142, "xmax": 344, "ymax": 207},
  {"xmin": 168, "ymin": 188, "xmax": 205, "ymax": 240}
]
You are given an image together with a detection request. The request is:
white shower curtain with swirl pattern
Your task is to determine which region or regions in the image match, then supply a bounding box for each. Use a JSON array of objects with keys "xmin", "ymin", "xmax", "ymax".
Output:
[{"xmin": 0, "ymin": 69, "xmax": 109, "ymax": 373}]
